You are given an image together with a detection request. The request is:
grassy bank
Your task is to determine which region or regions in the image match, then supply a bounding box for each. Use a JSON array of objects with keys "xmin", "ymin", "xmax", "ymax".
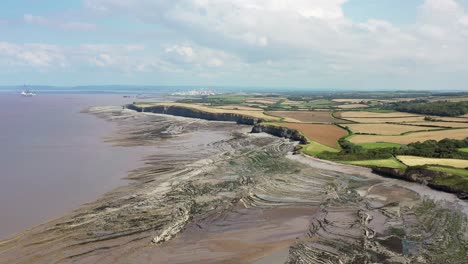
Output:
[{"xmin": 342, "ymin": 158, "xmax": 407, "ymax": 169}]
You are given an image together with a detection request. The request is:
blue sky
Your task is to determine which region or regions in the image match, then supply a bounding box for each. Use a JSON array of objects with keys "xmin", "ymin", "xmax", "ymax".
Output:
[{"xmin": 1, "ymin": 0, "xmax": 468, "ymax": 90}]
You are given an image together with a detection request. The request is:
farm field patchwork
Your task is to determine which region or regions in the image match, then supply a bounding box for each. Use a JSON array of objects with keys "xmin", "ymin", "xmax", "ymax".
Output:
[
  {"xmin": 267, "ymin": 111, "xmax": 341, "ymax": 123},
  {"xmin": 346, "ymin": 123, "xmax": 440, "ymax": 135},
  {"xmin": 349, "ymin": 128, "xmax": 468, "ymax": 144},
  {"xmin": 278, "ymin": 123, "xmax": 348, "ymax": 148},
  {"xmin": 397, "ymin": 156, "xmax": 468, "ymax": 169}
]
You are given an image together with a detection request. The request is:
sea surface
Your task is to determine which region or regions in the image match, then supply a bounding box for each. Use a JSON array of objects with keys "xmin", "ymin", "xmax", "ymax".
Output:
[{"xmin": 0, "ymin": 93, "xmax": 152, "ymax": 239}]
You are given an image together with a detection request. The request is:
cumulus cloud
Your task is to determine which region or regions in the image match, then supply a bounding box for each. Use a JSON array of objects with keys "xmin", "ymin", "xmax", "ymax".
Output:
[
  {"xmin": 0, "ymin": 42, "xmax": 67, "ymax": 67},
  {"xmin": 83, "ymin": 0, "xmax": 468, "ymax": 73},
  {"xmin": 0, "ymin": 41, "xmax": 239, "ymax": 75},
  {"xmin": 4, "ymin": 0, "xmax": 468, "ymax": 87},
  {"xmin": 163, "ymin": 44, "xmax": 238, "ymax": 68}
]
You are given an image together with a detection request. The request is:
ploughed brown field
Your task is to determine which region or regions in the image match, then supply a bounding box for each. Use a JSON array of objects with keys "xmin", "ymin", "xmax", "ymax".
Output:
[
  {"xmin": 279, "ymin": 123, "xmax": 348, "ymax": 148},
  {"xmin": 267, "ymin": 111, "xmax": 346, "ymax": 123}
]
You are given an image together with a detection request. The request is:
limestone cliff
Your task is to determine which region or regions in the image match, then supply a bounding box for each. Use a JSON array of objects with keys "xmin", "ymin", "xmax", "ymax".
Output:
[
  {"xmin": 372, "ymin": 167, "xmax": 468, "ymax": 199},
  {"xmin": 251, "ymin": 124, "xmax": 309, "ymax": 145},
  {"xmin": 126, "ymin": 104, "xmax": 259, "ymax": 125}
]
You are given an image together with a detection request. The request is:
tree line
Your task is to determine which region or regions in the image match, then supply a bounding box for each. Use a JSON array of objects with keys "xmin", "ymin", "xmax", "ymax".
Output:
[
  {"xmin": 384, "ymin": 100, "xmax": 468, "ymax": 117},
  {"xmin": 317, "ymin": 138, "xmax": 468, "ymax": 161}
]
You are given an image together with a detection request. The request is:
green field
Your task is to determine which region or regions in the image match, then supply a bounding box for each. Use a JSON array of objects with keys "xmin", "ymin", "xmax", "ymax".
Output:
[
  {"xmin": 302, "ymin": 141, "xmax": 339, "ymax": 156},
  {"xmin": 427, "ymin": 166, "xmax": 468, "ymax": 177},
  {"xmin": 342, "ymin": 158, "xmax": 407, "ymax": 169},
  {"xmin": 358, "ymin": 142, "xmax": 402, "ymax": 150},
  {"xmin": 459, "ymin": 148, "xmax": 468, "ymax": 153},
  {"xmin": 299, "ymin": 99, "xmax": 333, "ymax": 108},
  {"xmin": 366, "ymin": 109, "xmax": 397, "ymax": 113}
]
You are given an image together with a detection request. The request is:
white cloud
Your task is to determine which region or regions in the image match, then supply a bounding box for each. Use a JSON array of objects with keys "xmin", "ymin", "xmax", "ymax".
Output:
[
  {"xmin": 164, "ymin": 44, "xmax": 238, "ymax": 68},
  {"xmin": 0, "ymin": 42, "xmax": 66, "ymax": 67},
  {"xmin": 4, "ymin": 0, "xmax": 468, "ymax": 88},
  {"xmin": 82, "ymin": 0, "xmax": 468, "ymax": 74},
  {"xmin": 0, "ymin": 41, "xmax": 238, "ymax": 75}
]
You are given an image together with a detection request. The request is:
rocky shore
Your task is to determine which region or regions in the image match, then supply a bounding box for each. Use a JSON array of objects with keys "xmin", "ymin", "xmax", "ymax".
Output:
[
  {"xmin": 1, "ymin": 106, "xmax": 466, "ymax": 264},
  {"xmin": 251, "ymin": 123, "xmax": 309, "ymax": 145},
  {"xmin": 372, "ymin": 167, "xmax": 468, "ymax": 199},
  {"xmin": 126, "ymin": 103, "xmax": 468, "ymax": 200}
]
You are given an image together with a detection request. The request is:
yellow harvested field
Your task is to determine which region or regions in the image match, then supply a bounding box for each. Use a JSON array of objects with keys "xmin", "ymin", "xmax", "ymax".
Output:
[
  {"xmin": 345, "ymin": 117, "xmax": 426, "ymax": 124},
  {"xmin": 214, "ymin": 105, "xmax": 263, "ymax": 111},
  {"xmin": 349, "ymin": 128, "xmax": 468, "ymax": 144},
  {"xmin": 346, "ymin": 124, "xmax": 440, "ymax": 135},
  {"xmin": 397, "ymin": 156, "xmax": 468, "ymax": 169},
  {"xmin": 337, "ymin": 104, "xmax": 369, "ymax": 109},
  {"xmin": 138, "ymin": 102, "xmax": 280, "ymax": 121},
  {"xmin": 340, "ymin": 111, "xmax": 418, "ymax": 118},
  {"xmin": 411, "ymin": 122, "xmax": 468, "ymax": 128},
  {"xmin": 436, "ymin": 117, "xmax": 468, "ymax": 122}
]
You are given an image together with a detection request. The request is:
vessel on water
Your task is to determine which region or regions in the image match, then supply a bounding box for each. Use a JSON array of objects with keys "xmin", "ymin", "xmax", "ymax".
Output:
[{"xmin": 20, "ymin": 87, "xmax": 36, "ymax": 97}]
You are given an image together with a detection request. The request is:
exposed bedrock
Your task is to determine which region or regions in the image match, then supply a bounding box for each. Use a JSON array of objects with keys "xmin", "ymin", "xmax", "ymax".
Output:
[
  {"xmin": 126, "ymin": 104, "xmax": 260, "ymax": 125},
  {"xmin": 372, "ymin": 167, "xmax": 468, "ymax": 199},
  {"xmin": 251, "ymin": 123, "xmax": 309, "ymax": 145},
  {"xmin": 1, "ymin": 107, "xmax": 467, "ymax": 264}
]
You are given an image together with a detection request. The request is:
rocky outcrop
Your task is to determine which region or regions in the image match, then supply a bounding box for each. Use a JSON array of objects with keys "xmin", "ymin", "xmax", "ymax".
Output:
[
  {"xmin": 126, "ymin": 104, "xmax": 260, "ymax": 125},
  {"xmin": 372, "ymin": 167, "xmax": 468, "ymax": 199},
  {"xmin": 251, "ymin": 124, "xmax": 309, "ymax": 145},
  {"xmin": 127, "ymin": 104, "xmax": 310, "ymax": 145}
]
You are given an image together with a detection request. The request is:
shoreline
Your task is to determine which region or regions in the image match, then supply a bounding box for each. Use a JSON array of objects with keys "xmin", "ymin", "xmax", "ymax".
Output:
[
  {"xmin": 1, "ymin": 106, "xmax": 467, "ymax": 263},
  {"xmin": 126, "ymin": 103, "xmax": 468, "ymax": 200}
]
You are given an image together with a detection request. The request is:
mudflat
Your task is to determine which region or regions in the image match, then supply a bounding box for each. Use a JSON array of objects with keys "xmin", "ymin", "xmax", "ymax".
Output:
[{"xmin": 1, "ymin": 107, "xmax": 467, "ymax": 264}]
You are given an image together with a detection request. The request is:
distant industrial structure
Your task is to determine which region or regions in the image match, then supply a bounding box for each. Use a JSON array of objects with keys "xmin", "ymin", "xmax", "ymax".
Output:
[{"xmin": 171, "ymin": 89, "xmax": 216, "ymax": 96}]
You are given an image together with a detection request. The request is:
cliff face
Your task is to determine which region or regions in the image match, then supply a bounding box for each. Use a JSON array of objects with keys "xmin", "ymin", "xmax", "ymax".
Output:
[
  {"xmin": 126, "ymin": 104, "xmax": 260, "ymax": 125},
  {"xmin": 372, "ymin": 167, "xmax": 468, "ymax": 199},
  {"xmin": 251, "ymin": 124, "xmax": 309, "ymax": 145}
]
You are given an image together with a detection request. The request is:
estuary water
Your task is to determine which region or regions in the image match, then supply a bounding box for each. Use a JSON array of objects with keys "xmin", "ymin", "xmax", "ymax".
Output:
[{"xmin": 0, "ymin": 93, "xmax": 151, "ymax": 239}]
